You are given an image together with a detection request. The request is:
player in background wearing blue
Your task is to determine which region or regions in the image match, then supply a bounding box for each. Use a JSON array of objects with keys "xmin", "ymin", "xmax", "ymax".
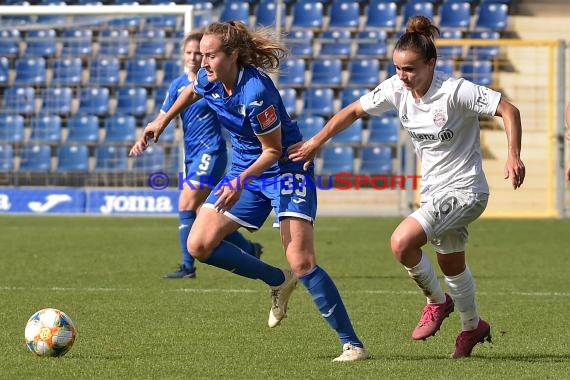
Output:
[
  {"xmin": 290, "ymin": 16, "xmax": 525, "ymax": 358},
  {"xmin": 135, "ymin": 21, "xmax": 369, "ymax": 362},
  {"xmin": 130, "ymin": 32, "xmax": 262, "ymax": 279}
]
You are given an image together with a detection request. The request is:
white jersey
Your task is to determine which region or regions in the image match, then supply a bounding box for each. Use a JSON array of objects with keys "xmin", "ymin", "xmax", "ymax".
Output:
[{"xmin": 360, "ymin": 71, "xmax": 501, "ymax": 196}]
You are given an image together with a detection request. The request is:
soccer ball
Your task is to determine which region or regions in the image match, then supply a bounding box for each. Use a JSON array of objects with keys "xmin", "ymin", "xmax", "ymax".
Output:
[{"xmin": 24, "ymin": 308, "xmax": 77, "ymax": 357}]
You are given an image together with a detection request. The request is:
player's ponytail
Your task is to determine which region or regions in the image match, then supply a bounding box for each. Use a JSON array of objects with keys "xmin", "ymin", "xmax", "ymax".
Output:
[
  {"xmin": 395, "ymin": 15, "xmax": 440, "ymax": 62},
  {"xmin": 204, "ymin": 21, "xmax": 288, "ymax": 73}
]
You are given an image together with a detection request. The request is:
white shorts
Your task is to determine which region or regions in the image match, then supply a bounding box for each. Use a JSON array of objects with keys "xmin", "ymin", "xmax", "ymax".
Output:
[{"xmin": 410, "ymin": 189, "xmax": 488, "ymax": 254}]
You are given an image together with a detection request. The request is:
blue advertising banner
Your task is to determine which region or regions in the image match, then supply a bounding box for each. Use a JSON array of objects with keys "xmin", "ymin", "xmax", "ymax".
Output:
[
  {"xmin": 85, "ymin": 189, "xmax": 179, "ymax": 215},
  {"xmin": 0, "ymin": 188, "xmax": 85, "ymax": 214}
]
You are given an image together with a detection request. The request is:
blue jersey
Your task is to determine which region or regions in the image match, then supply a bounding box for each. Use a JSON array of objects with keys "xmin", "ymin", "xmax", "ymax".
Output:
[
  {"xmin": 193, "ymin": 66, "xmax": 304, "ymax": 175},
  {"xmin": 161, "ymin": 74, "xmax": 226, "ymax": 161}
]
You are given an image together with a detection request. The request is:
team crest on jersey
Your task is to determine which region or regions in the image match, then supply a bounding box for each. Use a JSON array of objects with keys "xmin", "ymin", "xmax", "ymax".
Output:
[
  {"xmin": 433, "ymin": 109, "xmax": 447, "ymax": 128},
  {"xmin": 257, "ymin": 105, "xmax": 277, "ymax": 129}
]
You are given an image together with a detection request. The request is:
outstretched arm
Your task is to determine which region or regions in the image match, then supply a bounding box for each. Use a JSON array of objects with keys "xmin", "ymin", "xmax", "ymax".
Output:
[
  {"xmin": 288, "ymin": 100, "xmax": 367, "ymax": 170},
  {"xmin": 495, "ymin": 99, "xmax": 525, "ymax": 189}
]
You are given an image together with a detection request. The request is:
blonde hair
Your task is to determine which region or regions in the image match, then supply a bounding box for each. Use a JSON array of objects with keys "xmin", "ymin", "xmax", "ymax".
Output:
[
  {"xmin": 394, "ymin": 15, "xmax": 440, "ymax": 62},
  {"xmin": 203, "ymin": 21, "xmax": 288, "ymax": 73}
]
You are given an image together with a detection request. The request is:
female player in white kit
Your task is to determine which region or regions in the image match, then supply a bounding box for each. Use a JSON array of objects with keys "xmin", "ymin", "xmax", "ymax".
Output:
[{"xmin": 289, "ymin": 15, "xmax": 525, "ymax": 358}]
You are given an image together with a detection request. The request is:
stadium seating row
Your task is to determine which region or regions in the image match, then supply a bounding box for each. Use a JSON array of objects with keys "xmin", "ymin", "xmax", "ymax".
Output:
[
  {"xmin": 0, "ymin": 111, "xmax": 400, "ymax": 146},
  {"xmin": 0, "ymin": 143, "xmax": 394, "ymax": 177},
  {"xmin": 0, "ymin": 0, "xmax": 511, "ymax": 38}
]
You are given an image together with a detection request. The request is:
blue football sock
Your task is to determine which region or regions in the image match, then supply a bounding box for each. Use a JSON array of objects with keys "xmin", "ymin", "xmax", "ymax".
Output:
[
  {"xmin": 299, "ymin": 266, "xmax": 363, "ymax": 347},
  {"xmin": 203, "ymin": 240, "xmax": 284, "ymax": 286},
  {"xmin": 224, "ymin": 230, "xmax": 254, "ymax": 255},
  {"xmin": 178, "ymin": 210, "xmax": 196, "ymax": 269}
]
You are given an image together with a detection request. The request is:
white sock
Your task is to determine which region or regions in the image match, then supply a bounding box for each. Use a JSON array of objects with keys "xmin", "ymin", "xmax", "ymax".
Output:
[
  {"xmin": 405, "ymin": 252, "xmax": 446, "ymax": 304},
  {"xmin": 444, "ymin": 265, "xmax": 480, "ymax": 331}
]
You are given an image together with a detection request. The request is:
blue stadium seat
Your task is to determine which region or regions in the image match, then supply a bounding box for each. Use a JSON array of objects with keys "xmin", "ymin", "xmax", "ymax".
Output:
[
  {"xmin": 167, "ymin": 145, "xmax": 181, "ymax": 174},
  {"xmin": 359, "ymin": 146, "xmax": 392, "ymax": 174},
  {"xmin": 134, "ymin": 29, "xmax": 167, "ymax": 58},
  {"xmin": 0, "ymin": 57, "xmax": 9, "ymax": 86},
  {"xmin": 284, "ymin": 30, "xmax": 314, "ymax": 58},
  {"xmin": 310, "ymin": 58, "xmax": 342, "ymax": 87},
  {"xmin": 105, "ymin": 14, "xmax": 141, "ymax": 30},
  {"xmin": 460, "ymin": 59, "xmax": 493, "ymax": 86},
  {"xmin": 278, "ymin": 87, "xmax": 298, "ymax": 117},
  {"xmin": 124, "ymin": 58, "xmax": 157, "ymax": 87},
  {"xmin": 14, "ymin": 57, "xmax": 47, "ymax": 86},
  {"xmin": 319, "ymin": 30, "xmax": 352, "ymax": 58},
  {"xmin": 41, "ymin": 87, "xmax": 73, "ymax": 116},
  {"xmin": 291, "ymin": 0, "xmax": 324, "ymax": 30},
  {"xmin": 297, "ymin": 114, "xmax": 325, "ymax": 140},
  {"xmin": 467, "ymin": 30, "xmax": 500, "ymax": 59},
  {"xmin": 192, "ymin": 1, "xmax": 214, "ymax": 29},
  {"xmin": 347, "ymin": 59, "xmax": 381, "ymax": 87},
  {"xmin": 0, "ymin": 30, "xmax": 21, "ymax": 57},
  {"xmin": 29, "ymin": 114, "xmax": 62, "ymax": 144},
  {"xmin": 78, "ymin": 87, "xmax": 110, "ymax": 116},
  {"xmin": 475, "ymin": 2, "xmax": 509, "ymax": 31},
  {"xmin": 321, "ymin": 146, "xmax": 354, "ymax": 174},
  {"xmin": 436, "ymin": 59, "xmax": 455, "ymax": 75},
  {"xmin": 0, "ymin": 144, "xmax": 14, "ymax": 171},
  {"xmin": 37, "ymin": 1, "xmax": 68, "ymax": 25},
  {"xmin": 145, "ymin": 14, "xmax": 179, "ymax": 30},
  {"xmin": 94, "ymin": 144, "xmax": 128, "ymax": 173},
  {"xmin": 0, "ymin": 114, "xmax": 25, "ymax": 143},
  {"xmin": 104, "ymin": 114, "xmax": 136, "ymax": 143},
  {"xmin": 19, "ymin": 144, "xmax": 52, "ymax": 172},
  {"xmin": 52, "ymin": 57, "xmax": 83, "ymax": 86},
  {"xmin": 330, "ymin": 119, "xmax": 363, "ymax": 146},
  {"xmin": 98, "ymin": 29, "xmax": 130, "ymax": 57},
  {"xmin": 116, "ymin": 87, "xmax": 148, "ymax": 117},
  {"xmin": 89, "ymin": 58, "xmax": 120, "ymax": 87},
  {"xmin": 340, "ymin": 87, "xmax": 369, "ymax": 108},
  {"xmin": 364, "ymin": 0, "xmax": 397, "ymax": 31},
  {"xmin": 163, "ymin": 59, "xmax": 183, "ymax": 83},
  {"xmin": 220, "ymin": 1, "xmax": 251, "ymax": 25},
  {"xmin": 438, "ymin": 29, "xmax": 464, "ymax": 58},
  {"xmin": 439, "ymin": 1, "xmax": 471, "ymax": 30},
  {"xmin": 56, "ymin": 144, "xmax": 90, "ymax": 173},
  {"xmin": 355, "ymin": 30, "xmax": 388, "ymax": 58},
  {"xmin": 368, "ymin": 116, "xmax": 399, "ymax": 144},
  {"xmin": 154, "ymin": 86, "xmax": 169, "ymax": 112},
  {"xmin": 255, "ymin": 0, "xmax": 286, "ymax": 27},
  {"xmin": 403, "ymin": 1, "xmax": 434, "ymax": 27},
  {"xmin": 61, "ymin": 28, "xmax": 93, "ymax": 57},
  {"xmin": 3, "ymin": 86, "xmax": 36, "ymax": 115},
  {"xmin": 24, "ymin": 29, "xmax": 57, "ymax": 57},
  {"xmin": 302, "ymin": 88, "xmax": 334, "ymax": 117},
  {"xmin": 132, "ymin": 145, "xmax": 166, "ymax": 172},
  {"xmin": 328, "ymin": 0, "xmax": 360, "ymax": 30},
  {"xmin": 279, "ymin": 58, "xmax": 306, "ymax": 87},
  {"xmin": 66, "ymin": 115, "xmax": 100, "ymax": 144}
]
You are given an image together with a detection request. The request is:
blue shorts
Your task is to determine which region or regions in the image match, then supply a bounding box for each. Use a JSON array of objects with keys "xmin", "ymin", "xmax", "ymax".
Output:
[
  {"xmin": 203, "ymin": 167, "xmax": 318, "ymax": 230},
  {"xmin": 182, "ymin": 150, "xmax": 228, "ymax": 190}
]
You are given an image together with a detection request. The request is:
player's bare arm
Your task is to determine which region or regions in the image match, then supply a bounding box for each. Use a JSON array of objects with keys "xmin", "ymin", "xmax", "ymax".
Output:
[
  {"xmin": 289, "ymin": 100, "xmax": 367, "ymax": 170},
  {"xmin": 495, "ymin": 99, "xmax": 525, "ymax": 189},
  {"xmin": 214, "ymin": 127, "xmax": 282, "ymax": 213},
  {"xmin": 146, "ymin": 84, "xmax": 201, "ymax": 143}
]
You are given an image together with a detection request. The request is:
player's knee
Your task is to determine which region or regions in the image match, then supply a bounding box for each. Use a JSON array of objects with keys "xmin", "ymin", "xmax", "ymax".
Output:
[
  {"xmin": 390, "ymin": 232, "xmax": 408, "ymax": 262},
  {"xmin": 187, "ymin": 236, "xmax": 212, "ymax": 261}
]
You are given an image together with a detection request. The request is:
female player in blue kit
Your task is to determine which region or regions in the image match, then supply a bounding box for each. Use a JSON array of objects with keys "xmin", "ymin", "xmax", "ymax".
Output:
[{"xmin": 135, "ymin": 21, "xmax": 369, "ymax": 362}]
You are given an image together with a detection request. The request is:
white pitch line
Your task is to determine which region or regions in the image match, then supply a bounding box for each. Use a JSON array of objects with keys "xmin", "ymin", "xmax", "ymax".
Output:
[{"xmin": 0, "ymin": 286, "xmax": 569, "ymax": 297}]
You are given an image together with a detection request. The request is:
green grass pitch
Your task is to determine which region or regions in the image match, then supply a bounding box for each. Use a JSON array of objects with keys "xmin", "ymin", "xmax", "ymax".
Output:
[{"xmin": 0, "ymin": 215, "xmax": 568, "ymax": 379}]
